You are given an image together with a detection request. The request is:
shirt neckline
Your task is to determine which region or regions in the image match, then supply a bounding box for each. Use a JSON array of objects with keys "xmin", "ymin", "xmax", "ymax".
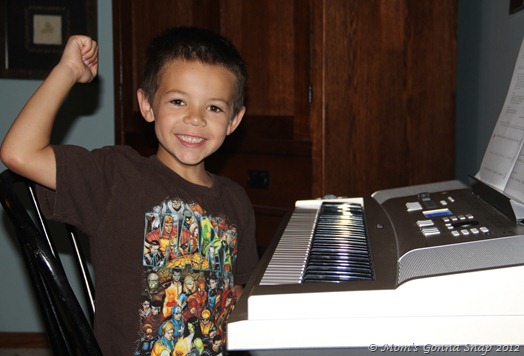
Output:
[{"xmin": 148, "ymin": 155, "xmax": 221, "ymax": 198}]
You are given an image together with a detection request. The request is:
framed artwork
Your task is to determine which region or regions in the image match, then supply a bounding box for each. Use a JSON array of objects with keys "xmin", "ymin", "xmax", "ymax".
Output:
[{"xmin": 0, "ymin": 0, "xmax": 97, "ymax": 79}]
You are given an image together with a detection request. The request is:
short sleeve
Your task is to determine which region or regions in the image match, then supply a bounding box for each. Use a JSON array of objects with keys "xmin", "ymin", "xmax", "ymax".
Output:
[{"xmin": 36, "ymin": 145, "xmax": 117, "ymax": 236}]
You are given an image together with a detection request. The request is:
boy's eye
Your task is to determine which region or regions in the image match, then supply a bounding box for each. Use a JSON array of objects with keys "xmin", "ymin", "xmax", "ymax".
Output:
[
  {"xmin": 170, "ymin": 99, "xmax": 184, "ymax": 106},
  {"xmin": 208, "ymin": 105, "xmax": 223, "ymax": 113}
]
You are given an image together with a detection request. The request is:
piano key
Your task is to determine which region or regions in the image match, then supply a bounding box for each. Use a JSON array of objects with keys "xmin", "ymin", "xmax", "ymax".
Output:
[{"xmin": 260, "ymin": 200, "xmax": 374, "ymax": 285}]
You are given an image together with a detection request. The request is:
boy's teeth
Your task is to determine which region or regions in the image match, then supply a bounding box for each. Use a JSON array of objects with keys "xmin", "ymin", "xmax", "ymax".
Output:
[{"xmin": 179, "ymin": 135, "xmax": 203, "ymax": 143}]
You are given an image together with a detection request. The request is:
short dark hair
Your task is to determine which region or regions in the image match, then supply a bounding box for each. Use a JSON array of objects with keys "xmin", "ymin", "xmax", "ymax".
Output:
[{"xmin": 142, "ymin": 26, "xmax": 247, "ymax": 116}]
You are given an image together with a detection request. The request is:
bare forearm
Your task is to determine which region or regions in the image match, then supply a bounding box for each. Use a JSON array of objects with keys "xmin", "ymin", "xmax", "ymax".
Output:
[{"xmin": 15, "ymin": 64, "xmax": 77, "ymax": 144}]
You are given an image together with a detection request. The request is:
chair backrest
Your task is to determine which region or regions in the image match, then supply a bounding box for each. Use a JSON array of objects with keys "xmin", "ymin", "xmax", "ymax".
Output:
[{"xmin": 0, "ymin": 169, "xmax": 102, "ymax": 356}]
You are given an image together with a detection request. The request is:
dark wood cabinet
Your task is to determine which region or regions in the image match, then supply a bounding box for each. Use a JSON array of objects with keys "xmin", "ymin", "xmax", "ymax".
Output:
[{"xmin": 113, "ymin": 0, "xmax": 456, "ymax": 248}]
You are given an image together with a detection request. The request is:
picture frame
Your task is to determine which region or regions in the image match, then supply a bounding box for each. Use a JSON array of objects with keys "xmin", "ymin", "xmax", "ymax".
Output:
[{"xmin": 0, "ymin": 0, "xmax": 97, "ymax": 80}]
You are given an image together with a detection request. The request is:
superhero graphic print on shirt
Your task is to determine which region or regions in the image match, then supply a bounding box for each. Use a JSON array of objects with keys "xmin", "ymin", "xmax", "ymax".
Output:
[{"xmin": 136, "ymin": 197, "xmax": 238, "ymax": 356}]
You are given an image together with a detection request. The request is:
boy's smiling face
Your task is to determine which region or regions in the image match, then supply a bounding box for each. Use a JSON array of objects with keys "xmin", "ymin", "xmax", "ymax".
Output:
[{"xmin": 138, "ymin": 59, "xmax": 245, "ymax": 185}]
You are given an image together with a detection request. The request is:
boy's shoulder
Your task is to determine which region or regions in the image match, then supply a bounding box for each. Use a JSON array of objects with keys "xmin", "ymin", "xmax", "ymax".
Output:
[
  {"xmin": 212, "ymin": 173, "xmax": 244, "ymax": 192},
  {"xmin": 211, "ymin": 173, "xmax": 253, "ymax": 207}
]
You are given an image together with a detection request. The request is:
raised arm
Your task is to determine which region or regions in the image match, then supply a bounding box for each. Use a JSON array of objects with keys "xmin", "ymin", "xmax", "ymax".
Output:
[{"xmin": 0, "ymin": 35, "xmax": 98, "ymax": 190}]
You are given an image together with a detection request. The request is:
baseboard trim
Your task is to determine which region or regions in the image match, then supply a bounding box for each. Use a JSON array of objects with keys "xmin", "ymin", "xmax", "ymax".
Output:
[{"xmin": 0, "ymin": 332, "xmax": 49, "ymax": 348}]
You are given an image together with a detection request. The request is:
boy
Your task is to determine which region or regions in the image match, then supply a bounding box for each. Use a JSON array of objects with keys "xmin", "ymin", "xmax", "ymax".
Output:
[{"xmin": 1, "ymin": 27, "xmax": 259, "ymax": 355}]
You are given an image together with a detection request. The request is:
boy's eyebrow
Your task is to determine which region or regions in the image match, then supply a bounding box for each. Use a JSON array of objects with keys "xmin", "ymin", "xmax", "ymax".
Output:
[
  {"xmin": 166, "ymin": 89, "xmax": 232, "ymax": 106},
  {"xmin": 209, "ymin": 98, "xmax": 232, "ymax": 106},
  {"xmin": 165, "ymin": 89, "xmax": 188, "ymax": 97}
]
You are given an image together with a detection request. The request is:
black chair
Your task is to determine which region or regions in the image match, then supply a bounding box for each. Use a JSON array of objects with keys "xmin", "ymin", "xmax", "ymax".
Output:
[{"xmin": 0, "ymin": 169, "xmax": 102, "ymax": 356}]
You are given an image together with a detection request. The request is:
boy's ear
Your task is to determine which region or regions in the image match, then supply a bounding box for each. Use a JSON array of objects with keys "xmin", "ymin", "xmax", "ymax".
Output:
[
  {"xmin": 137, "ymin": 89, "xmax": 155, "ymax": 123},
  {"xmin": 226, "ymin": 106, "xmax": 246, "ymax": 135}
]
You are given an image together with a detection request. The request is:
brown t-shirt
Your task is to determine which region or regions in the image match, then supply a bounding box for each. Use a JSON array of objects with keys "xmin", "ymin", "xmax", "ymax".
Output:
[{"xmin": 37, "ymin": 145, "xmax": 258, "ymax": 355}]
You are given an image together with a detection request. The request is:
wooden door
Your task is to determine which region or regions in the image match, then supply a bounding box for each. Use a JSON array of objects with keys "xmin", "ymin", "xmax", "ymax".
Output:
[{"xmin": 310, "ymin": 0, "xmax": 456, "ymax": 198}]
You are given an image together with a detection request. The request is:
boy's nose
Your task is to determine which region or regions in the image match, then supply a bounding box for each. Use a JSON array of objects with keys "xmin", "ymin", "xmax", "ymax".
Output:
[{"xmin": 183, "ymin": 111, "xmax": 207, "ymax": 127}]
